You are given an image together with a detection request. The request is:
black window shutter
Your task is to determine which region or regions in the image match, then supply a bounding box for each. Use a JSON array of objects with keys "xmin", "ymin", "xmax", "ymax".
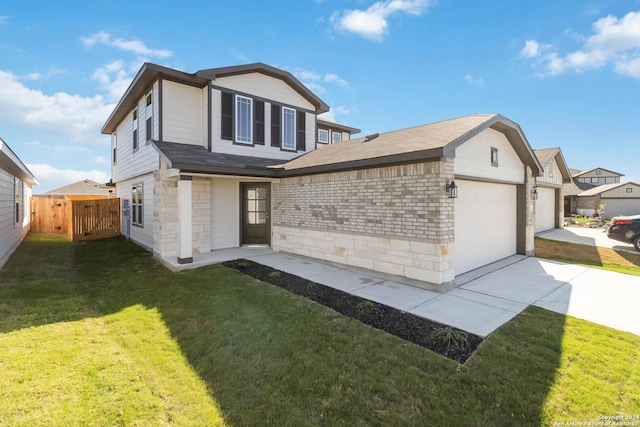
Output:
[
  {"xmin": 297, "ymin": 111, "xmax": 306, "ymax": 151},
  {"xmin": 271, "ymin": 104, "xmax": 280, "ymax": 147},
  {"xmin": 255, "ymin": 101, "xmax": 265, "ymax": 145},
  {"xmin": 221, "ymin": 92, "xmax": 233, "ymax": 140}
]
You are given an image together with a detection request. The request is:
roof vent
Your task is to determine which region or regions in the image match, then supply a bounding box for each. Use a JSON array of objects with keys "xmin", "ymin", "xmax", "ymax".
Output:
[{"xmin": 364, "ymin": 133, "xmax": 379, "ymax": 142}]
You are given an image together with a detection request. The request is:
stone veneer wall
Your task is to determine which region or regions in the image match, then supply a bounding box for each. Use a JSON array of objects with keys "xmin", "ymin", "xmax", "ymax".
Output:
[
  {"xmin": 153, "ymin": 171, "xmax": 211, "ymax": 259},
  {"xmin": 272, "ymin": 160, "xmax": 456, "ymax": 287},
  {"xmin": 524, "ymin": 166, "xmax": 536, "ymax": 255}
]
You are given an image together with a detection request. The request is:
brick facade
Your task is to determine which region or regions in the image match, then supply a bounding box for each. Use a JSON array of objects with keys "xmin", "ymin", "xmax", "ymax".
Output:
[{"xmin": 272, "ymin": 159, "xmax": 457, "ymax": 288}]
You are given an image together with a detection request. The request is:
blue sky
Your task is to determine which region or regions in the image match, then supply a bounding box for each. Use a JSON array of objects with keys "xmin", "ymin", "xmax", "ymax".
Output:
[{"xmin": 1, "ymin": 0, "xmax": 639, "ymax": 193}]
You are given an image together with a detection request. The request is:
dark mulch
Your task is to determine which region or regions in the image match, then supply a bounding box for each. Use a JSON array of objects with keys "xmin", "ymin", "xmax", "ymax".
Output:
[{"xmin": 222, "ymin": 259, "xmax": 483, "ymax": 364}]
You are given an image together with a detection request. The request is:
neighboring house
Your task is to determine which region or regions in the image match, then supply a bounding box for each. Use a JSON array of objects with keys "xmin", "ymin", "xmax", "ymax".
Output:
[
  {"xmin": 45, "ymin": 179, "xmax": 114, "ymax": 199},
  {"xmin": 316, "ymin": 118, "xmax": 360, "ymax": 145},
  {"xmin": 575, "ymin": 182, "xmax": 640, "ymax": 219},
  {"xmin": 533, "ymin": 147, "xmax": 571, "ymax": 233},
  {"xmin": 103, "ymin": 62, "xmax": 542, "ymax": 290},
  {"xmin": 0, "ymin": 137, "xmax": 38, "ymax": 269},
  {"xmin": 563, "ymin": 167, "xmax": 630, "ymax": 217}
]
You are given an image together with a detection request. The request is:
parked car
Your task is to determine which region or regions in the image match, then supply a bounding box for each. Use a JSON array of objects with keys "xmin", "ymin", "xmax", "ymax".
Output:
[{"xmin": 607, "ymin": 215, "xmax": 640, "ymax": 251}]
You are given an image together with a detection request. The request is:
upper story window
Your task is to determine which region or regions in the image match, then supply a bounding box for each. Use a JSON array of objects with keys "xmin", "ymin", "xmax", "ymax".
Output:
[
  {"xmin": 282, "ymin": 107, "xmax": 296, "ymax": 150},
  {"xmin": 332, "ymin": 131, "xmax": 342, "ymax": 144},
  {"xmin": 132, "ymin": 109, "xmax": 138, "ymax": 151},
  {"xmin": 318, "ymin": 129, "xmax": 329, "ymax": 144},
  {"xmin": 14, "ymin": 177, "xmax": 21, "ymax": 225},
  {"xmin": 605, "ymin": 177, "xmax": 616, "ymax": 184},
  {"xmin": 112, "ymin": 133, "xmax": 117, "ymax": 164},
  {"xmin": 145, "ymin": 93, "xmax": 153, "ymax": 141},
  {"xmin": 490, "ymin": 147, "xmax": 498, "ymax": 167},
  {"xmin": 235, "ymin": 95, "xmax": 253, "ymax": 144}
]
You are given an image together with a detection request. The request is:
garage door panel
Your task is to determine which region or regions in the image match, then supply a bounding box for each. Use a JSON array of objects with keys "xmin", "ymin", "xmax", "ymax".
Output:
[
  {"xmin": 535, "ymin": 187, "xmax": 556, "ymax": 232},
  {"xmin": 602, "ymin": 198, "xmax": 640, "ymax": 219},
  {"xmin": 454, "ymin": 180, "xmax": 517, "ymax": 275}
]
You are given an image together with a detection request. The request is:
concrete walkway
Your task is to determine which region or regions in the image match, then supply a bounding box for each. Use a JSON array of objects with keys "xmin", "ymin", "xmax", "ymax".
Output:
[
  {"xmin": 246, "ymin": 252, "xmax": 640, "ymax": 337},
  {"xmin": 537, "ymin": 226, "xmax": 636, "ymax": 252}
]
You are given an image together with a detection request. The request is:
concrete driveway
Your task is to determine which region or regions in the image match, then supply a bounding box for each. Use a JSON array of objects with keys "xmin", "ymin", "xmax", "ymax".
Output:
[
  {"xmin": 537, "ymin": 226, "xmax": 636, "ymax": 253},
  {"xmin": 247, "ymin": 252, "xmax": 640, "ymax": 338}
]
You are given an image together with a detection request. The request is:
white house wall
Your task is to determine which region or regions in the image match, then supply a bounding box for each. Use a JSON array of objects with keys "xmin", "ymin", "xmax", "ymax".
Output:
[
  {"xmin": 211, "ymin": 177, "xmax": 241, "ymax": 250},
  {"xmin": 116, "ymin": 174, "xmax": 155, "ymax": 251},
  {"xmin": 112, "ymin": 86, "xmax": 160, "ymax": 183},
  {"xmin": 454, "ymin": 128, "xmax": 524, "ymax": 183},
  {"xmin": 536, "ymin": 157, "xmax": 563, "ymax": 186},
  {"xmin": 0, "ymin": 169, "xmax": 31, "ymax": 268},
  {"xmin": 213, "ymin": 73, "xmax": 314, "ymax": 111},
  {"xmin": 162, "ymin": 81, "xmax": 206, "ymax": 147}
]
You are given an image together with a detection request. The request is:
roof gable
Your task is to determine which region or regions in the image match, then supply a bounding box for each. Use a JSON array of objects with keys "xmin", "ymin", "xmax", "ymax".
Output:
[
  {"xmin": 578, "ymin": 181, "xmax": 640, "ymax": 196},
  {"xmin": 574, "ymin": 167, "xmax": 624, "ymax": 178},
  {"xmin": 46, "ymin": 179, "xmax": 111, "ymax": 196},
  {"xmin": 533, "ymin": 147, "xmax": 572, "ymax": 182},
  {"xmin": 278, "ymin": 114, "xmax": 542, "ymax": 176}
]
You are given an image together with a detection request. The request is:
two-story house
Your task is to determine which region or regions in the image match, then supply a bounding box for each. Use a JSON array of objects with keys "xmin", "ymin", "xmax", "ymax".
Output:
[
  {"xmin": 564, "ymin": 167, "xmax": 640, "ymax": 218},
  {"xmin": 104, "ymin": 62, "xmax": 544, "ymax": 291}
]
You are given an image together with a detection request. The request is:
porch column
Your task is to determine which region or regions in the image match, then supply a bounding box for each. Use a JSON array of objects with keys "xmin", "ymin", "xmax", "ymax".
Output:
[{"xmin": 178, "ymin": 175, "xmax": 193, "ymax": 264}]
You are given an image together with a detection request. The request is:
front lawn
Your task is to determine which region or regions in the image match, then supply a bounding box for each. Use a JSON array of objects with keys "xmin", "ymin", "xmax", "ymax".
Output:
[{"xmin": 1, "ymin": 234, "xmax": 638, "ymax": 426}]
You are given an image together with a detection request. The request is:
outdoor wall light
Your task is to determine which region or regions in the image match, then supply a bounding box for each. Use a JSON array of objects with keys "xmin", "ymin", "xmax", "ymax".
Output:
[
  {"xmin": 446, "ymin": 181, "xmax": 458, "ymax": 199},
  {"xmin": 532, "ymin": 186, "xmax": 538, "ymax": 200}
]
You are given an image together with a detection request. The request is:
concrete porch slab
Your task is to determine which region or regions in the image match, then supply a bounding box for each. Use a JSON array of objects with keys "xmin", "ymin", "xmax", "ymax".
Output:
[{"xmin": 158, "ymin": 246, "xmax": 274, "ymax": 271}]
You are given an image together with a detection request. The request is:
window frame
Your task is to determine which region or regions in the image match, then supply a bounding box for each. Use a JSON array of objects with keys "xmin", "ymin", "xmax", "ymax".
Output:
[
  {"xmin": 112, "ymin": 133, "xmax": 117, "ymax": 164},
  {"xmin": 318, "ymin": 128, "xmax": 329, "ymax": 144},
  {"xmin": 132, "ymin": 108, "xmax": 139, "ymax": 151},
  {"xmin": 14, "ymin": 176, "xmax": 21, "ymax": 226},
  {"xmin": 131, "ymin": 183, "xmax": 144, "ymax": 227},
  {"xmin": 145, "ymin": 92, "xmax": 153, "ymax": 142},
  {"xmin": 281, "ymin": 106, "xmax": 296, "ymax": 151},
  {"xmin": 490, "ymin": 147, "xmax": 499, "ymax": 167},
  {"xmin": 235, "ymin": 95, "xmax": 253, "ymax": 145},
  {"xmin": 332, "ymin": 131, "xmax": 342, "ymax": 144}
]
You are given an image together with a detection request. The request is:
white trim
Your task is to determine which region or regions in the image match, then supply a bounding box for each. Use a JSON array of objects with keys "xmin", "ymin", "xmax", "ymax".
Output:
[
  {"xmin": 282, "ymin": 106, "xmax": 296, "ymax": 150},
  {"xmin": 331, "ymin": 131, "xmax": 342, "ymax": 144},
  {"xmin": 235, "ymin": 95, "xmax": 253, "ymax": 144},
  {"xmin": 318, "ymin": 128, "xmax": 329, "ymax": 144}
]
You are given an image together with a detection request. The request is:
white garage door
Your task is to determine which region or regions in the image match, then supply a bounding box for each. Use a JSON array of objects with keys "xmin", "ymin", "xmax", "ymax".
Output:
[
  {"xmin": 535, "ymin": 187, "xmax": 556, "ymax": 233},
  {"xmin": 602, "ymin": 198, "xmax": 640, "ymax": 219},
  {"xmin": 454, "ymin": 180, "xmax": 517, "ymax": 275}
]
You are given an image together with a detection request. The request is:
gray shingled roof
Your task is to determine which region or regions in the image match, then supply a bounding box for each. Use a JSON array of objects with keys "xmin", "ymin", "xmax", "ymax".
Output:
[
  {"xmin": 533, "ymin": 147, "xmax": 572, "ymax": 183},
  {"xmin": 577, "ymin": 182, "xmax": 631, "ymax": 196},
  {"xmin": 46, "ymin": 179, "xmax": 110, "ymax": 196},
  {"xmin": 153, "ymin": 141, "xmax": 283, "ymax": 177},
  {"xmin": 278, "ymin": 114, "xmax": 542, "ymax": 176}
]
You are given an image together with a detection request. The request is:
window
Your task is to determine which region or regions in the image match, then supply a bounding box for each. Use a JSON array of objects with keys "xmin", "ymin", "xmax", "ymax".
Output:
[
  {"xmin": 596, "ymin": 170, "xmax": 601, "ymax": 175},
  {"xmin": 332, "ymin": 131, "xmax": 342, "ymax": 144},
  {"xmin": 235, "ymin": 95, "xmax": 253, "ymax": 144},
  {"xmin": 627, "ymin": 188, "xmax": 633, "ymax": 193},
  {"xmin": 14, "ymin": 177, "xmax": 21, "ymax": 225},
  {"xmin": 221, "ymin": 92, "xmax": 233, "ymax": 140},
  {"xmin": 491, "ymin": 147, "xmax": 498, "ymax": 167},
  {"xmin": 282, "ymin": 107, "xmax": 296, "ymax": 150},
  {"xmin": 132, "ymin": 184, "xmax": 143, "ymax": 226},
  {"xmin": 591, "ymin": 177, "xmax": 599, "ymax": 184},
  {"xmin": 112, "ymin": 133, "xmax": 117, "ymax": 164},
  {"xmin": 132, "ymin": 109, "xmax": 138, "ymax": 151},
  {"xmin": 297, "ymin": 111, "xmax": 306, "ymax": 151},
  {"xmin": 254, "ymin": 100, "xmax": 265, "ymax": 144},
  {"xmin": 146, "ymin": 93, "xmax": 153, "ymax": 141},
  {"xmin": 271, "ymin": 104, "xmax": 281, "ymax": 147},
  {"xmin": 605, "ymin": 177, "xmax": 616, "ymax": 184},
  {"xmin": 318, "ymin": 129, "xmax": 329, "ymax": 144}
]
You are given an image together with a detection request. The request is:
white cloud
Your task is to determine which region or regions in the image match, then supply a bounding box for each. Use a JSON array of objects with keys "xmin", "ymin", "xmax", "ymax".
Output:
[
  {"xmin": 464, "ymin": 74, "xmax": 484, "ymax": 86},
  {"xmin": 81, "ymin": 31, "xmax": 172, "ymax": 58},
  {"xmin": 91, "ymin": 60, "xmax": 135, "ymax": 102},
  {"xmin": 91, "ymin": 156, "xmax": 109, "ymax": 164},
  {"xmin": 522, "ymin": 10, "xmax": 640, "ymax": 78},
  {"xmin": 293, "ymin": 68, "xmax": 350, "ymax": 94},
  {"xmin": 23, "ymin": 72, "xmax": 42, "ymax": 80},
  {"xmin": 331, "ymin": 0, "xmax": 435, "ymax": 41},
  {"xmin": 0, "ymin": 70, "xmax": 114, "ymax": 144},
  {"xmin": 27, "ymin": 163, "xmax": 109, "ymax": 193}
]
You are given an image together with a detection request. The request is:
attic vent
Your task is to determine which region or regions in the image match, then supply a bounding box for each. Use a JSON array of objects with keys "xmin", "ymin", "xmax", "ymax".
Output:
[{"xmin": 364, "ymin": 133, "xmax": 379, "ymax": 142}]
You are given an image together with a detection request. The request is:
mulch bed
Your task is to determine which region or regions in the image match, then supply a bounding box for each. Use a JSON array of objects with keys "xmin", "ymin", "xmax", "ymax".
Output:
[{"xmin": 222, "ymin": 259, "xmax": 483, "ymax": 364}]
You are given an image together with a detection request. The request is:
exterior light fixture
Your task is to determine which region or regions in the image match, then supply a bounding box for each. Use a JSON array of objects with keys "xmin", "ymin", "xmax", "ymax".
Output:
[
  {"xmin": 532, "ymin": 186, "xmax": 538, "ymax": 200},
  {"xmin": 446, "ymin": 181, "xmax": 458, "ymax": 199}
]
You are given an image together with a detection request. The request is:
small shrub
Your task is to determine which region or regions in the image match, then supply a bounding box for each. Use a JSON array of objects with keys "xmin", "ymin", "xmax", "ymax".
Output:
[
  {"xmin": 305, "ymin": 281, "xmax": 317, "ymax": 291},
  {"xmin": 432, "ymin": 327, "xmax": 469, "ymax": 348},
  {"xmin": 356, "ymin": 300, "xmax": 379, "ymax": 315},
  {"xmin": 236, "ymin": 260, "xmax": 250, "ymax": 268},
  {"xmin": 267, "ymin": 270, "xmax": 281, "ymax": 278}
]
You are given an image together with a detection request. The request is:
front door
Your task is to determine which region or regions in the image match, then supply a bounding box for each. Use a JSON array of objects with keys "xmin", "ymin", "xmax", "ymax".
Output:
[{"xmin": 241, "ymin": 183, "xmax": 271, "ymax": 245}]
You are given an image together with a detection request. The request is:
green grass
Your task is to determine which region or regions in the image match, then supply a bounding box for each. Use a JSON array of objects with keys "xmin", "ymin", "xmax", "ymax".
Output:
[{"xmin": 1, "ymin": 234, "xmax": 639, "ymax": 425}]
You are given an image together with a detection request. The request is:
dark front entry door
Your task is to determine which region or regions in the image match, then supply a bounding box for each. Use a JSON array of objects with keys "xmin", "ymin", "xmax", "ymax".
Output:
[{"xmin": 241, "ymin": 183, "xmax": 271, "ymax": 245}]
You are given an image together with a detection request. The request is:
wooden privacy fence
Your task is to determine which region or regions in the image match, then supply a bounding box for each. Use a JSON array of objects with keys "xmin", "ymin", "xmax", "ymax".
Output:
[{"xmin": 31, "ymin": 196, "xmax": 121, "ymax": 241}]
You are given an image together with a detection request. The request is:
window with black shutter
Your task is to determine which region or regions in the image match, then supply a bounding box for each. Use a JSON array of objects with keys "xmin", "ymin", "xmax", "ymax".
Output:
[
  {"xmin": 132, "ymin": 109, "xmax": 138, "ymax": 151},
  {"xmin": 297, "ymin": 111, "xmax": 306, "ymax": 151},
  {"xmin": 255, "ymin": 100, "xmax": 265, "ymax": 145},
  {"xmin": 271, "ymin": 104, "xmax": 280, "ymax": 147},
  {"xmin": 221, "ymin": 92, "xmax": 233, "ymax": 140}
]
